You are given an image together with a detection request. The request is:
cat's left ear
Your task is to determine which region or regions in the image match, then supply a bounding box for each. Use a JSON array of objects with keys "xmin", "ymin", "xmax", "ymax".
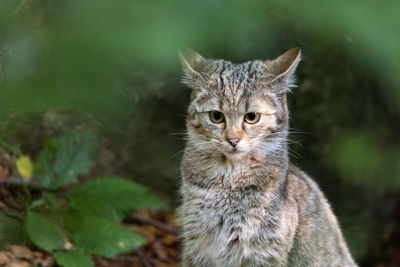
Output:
[{"xmin": 265, "ymin": 47, "xmax": 301, "ymax": 91}]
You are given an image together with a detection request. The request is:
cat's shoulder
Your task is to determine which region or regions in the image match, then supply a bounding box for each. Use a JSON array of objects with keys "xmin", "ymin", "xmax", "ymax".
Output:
[{"xmin": 286, "ymin": 163, "xmax": 326, "ymax": 208}]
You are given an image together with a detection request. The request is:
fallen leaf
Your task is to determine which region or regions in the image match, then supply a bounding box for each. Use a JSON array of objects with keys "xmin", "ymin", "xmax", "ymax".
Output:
[
  {"xmin": 16, "ymin": 156, "xmax": 33, "ymax": 180},
  {"xmin": 153, "ymin": 240, "xmax": 168, "ymax": 261},
  {"xmin": 161, "ymin": 234, "xmax": 179, "ymax": 246},
  {"xmin": 150, "ymin": 258, "xmax": 176, "ymax": 267},
  {"xmin": 136, "ymin": 226, "xmax": 157, "ymax": 243},
  {"xmin": 166, "ymin": 247, "xmax": 179, "ymax": 259},
  {"xmin": 0, "ymin": 252, "xmax": 10, "ymax": 265},
  {"xmin": 9, "ymin": 260, "xmax": 29, "ymax": 267},
  {"xmin": 0, "ymin": 162, "xmax": 10, "ymax": 178},
  {"xmin": 10, "ymin": 245, "xmax": 33, "ymax": 260}
]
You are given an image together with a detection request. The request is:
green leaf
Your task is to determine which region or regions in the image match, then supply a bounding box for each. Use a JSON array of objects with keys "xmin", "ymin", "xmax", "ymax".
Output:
[
  {"xmin": 34, "ymin": 141, "xmax": 56, "ymax": 185},
  {"xmin": 34, "ymin": 131, "xmax": 98, "ymax": 189},
  {"xmin": 0, "ymin": 140, "xmax": 21, "ymax": 156},
  {"xmin": 53, "ymin": 251, "xmax": 94, "ymax": 267},
  {"xmin": 43, "ymin": 193, "xmax": 63, "ymax": 210},
  {"xmin": 68, "ymin": 177, "xmax": 167, "ymax": 222},
  {"xmin": 29, "ymin": 198, "xmax": 45, "ymax": 209},
  {"xmin": 33, "ymin": 195, "xmax": 70, "ymax": 236},
  {"xmin": 26, "ymin": 211, "xmax": 65, "ymax": 251},
  {"xmin": 72, "ymin": 216, "xmax": 146, "ymax": 258},
  {"xmin": 0, "ymin": 215, "xmax": 25, "ymax": 249}
]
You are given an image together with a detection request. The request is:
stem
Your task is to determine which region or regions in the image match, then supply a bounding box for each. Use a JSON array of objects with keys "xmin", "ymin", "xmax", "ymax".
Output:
[
  {"xmin": 0, "ymin": 176, "xmax": 42, "ymax": 188},
  {"xmin": 134, "ymin": 248, "xmax": 153, "ymax": 267},
  {"xmin": 0, "ymin": 176, "xmax": 60, "ymax": 192},
  {"xmin": 22, "ymin": 182, "xmax": 31, "ymax": 205}
]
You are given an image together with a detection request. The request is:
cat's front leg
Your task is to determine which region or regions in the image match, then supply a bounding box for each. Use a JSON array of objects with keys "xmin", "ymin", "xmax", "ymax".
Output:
[
  {"xmin": 181, "ymin": 257, "xmax": 195, "ymax": 267},
  {"xmin": 181, "ymin": 256, "xmax": 215, "ymax": 267}
]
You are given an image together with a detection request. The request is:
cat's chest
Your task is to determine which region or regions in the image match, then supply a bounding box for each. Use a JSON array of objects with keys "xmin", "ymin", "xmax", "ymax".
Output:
[{"xmin": 180, "ymin": 185, "xmax": 285, "ymax": 265}]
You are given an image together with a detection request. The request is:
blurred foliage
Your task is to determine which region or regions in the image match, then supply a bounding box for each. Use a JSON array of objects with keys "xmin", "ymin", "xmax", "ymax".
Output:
[
  {"xmin": 0, "ymin": 0, "xmax": 400, "ymax": 265},
  {"xmin": 0, "ymin": 131, "xmax": 167, "ymax": 267},
  {"xmin": 34, "ymin": 131, "xmax": 98, "ymax": 189}
]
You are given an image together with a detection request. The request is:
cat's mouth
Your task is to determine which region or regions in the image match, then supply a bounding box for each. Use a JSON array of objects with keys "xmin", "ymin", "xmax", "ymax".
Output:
[
  {"xmin": 218, "ymin": 141, "xmax": 249, "ymax": 159},
  {"xmin": 224, "ymin": 147, "xmax": 247, "ymax": 158}
]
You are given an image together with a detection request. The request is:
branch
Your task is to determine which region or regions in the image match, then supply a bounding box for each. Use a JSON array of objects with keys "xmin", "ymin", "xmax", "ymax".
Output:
[
  {"xmin": 0, "ymin": 176, "xmax": 61, "ymax": 193},
  {"xmin": 0, "ymin": 176, "xmax": 41, "ymax": 187},
  {"xmin": 125, "ymin": 214, "xmax": 178, "ymax": 236},
  {"xmin": 134, "ymin": 248, "xmax": 153, "ymax": 267}
]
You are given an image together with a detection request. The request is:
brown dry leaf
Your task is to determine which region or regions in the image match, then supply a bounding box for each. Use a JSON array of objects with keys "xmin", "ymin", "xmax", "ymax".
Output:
[
  {"xmin": 0, "ymin": 201, "xmax": 8, "ymax": 210},
  {"xmin": 161, "ymin": 234, "xmax": 179, "ymax": 246},
  {"xmin": 152, "ymin": 241, "xmax": 168, "ymax": 261},
  {"xmin": 32, "ymin": 255, "xmax": 54, "ymax": 267},
  {"xmin": 32, "ymin": 251, "xmax": 45, "ymax": 259},
  {"xmin": 130, "ymin": 258, "xmax": 143, "ymax": 267},
  {"xmin": 1, "ymin": 246, "xmax": 54, "ymax": 267},
  {"xmin": 10, "ymin": 245, "xmax": 33, "ymax": 260},
  {"xmin": 136, "ymin": 226, "xmax": 157, "ymax": 243},
  {"xmin": 166, "ymin": 211, "xmax": 177, "ymax": 225},
  {"xmin": 135, "ymin": 209, "xmax": 152, "ymax": 219},
  {"xmin": 0, "ymin": 163, "xmax": 10, "ymax": 179},
  {"xmin": 150, "ymin": 258, "xmax": 177, "ymax": 267},
  {"xmin": 93, "ymin": 256, "xmax": 109, "ymax": 267},
  {"xmin": 9, "ymin": 260, "xmax": 29, "ymax": 267},
  {"xmin": 165, "ymin": 247, "xmax": 179, "ymax": 259},
  {"xmin": 129, "ymin": 209, "xmax": 181, "ymax": 266},
  {"xmin": 153, "ymin": 227, "xmax": 167, "ymax": 237},
  {"xmin": 0, "ymin": 252, "xmax": 10, "ymax": 265}
]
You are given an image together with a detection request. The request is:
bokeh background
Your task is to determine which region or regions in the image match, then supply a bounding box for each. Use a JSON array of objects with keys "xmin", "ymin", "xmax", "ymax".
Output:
[{"xmin": 1, "ymin": 0, "xmax": 399, "ymax": 266}]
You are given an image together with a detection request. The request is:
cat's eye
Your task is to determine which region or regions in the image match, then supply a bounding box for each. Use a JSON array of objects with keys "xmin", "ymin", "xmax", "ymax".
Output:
[
  {"xmin": 244, "ymin": 112, "xmax": 261, "ymax": 124},
  {"xmin": 209, "ymin": 111, "xmax": 225, "ymax": 123}
]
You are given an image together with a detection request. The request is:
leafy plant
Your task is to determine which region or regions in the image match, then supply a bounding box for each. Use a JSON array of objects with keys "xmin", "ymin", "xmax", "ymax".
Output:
[{"xmin": 0, "ymin": 131, "xmax": 167, "ymax": 267}]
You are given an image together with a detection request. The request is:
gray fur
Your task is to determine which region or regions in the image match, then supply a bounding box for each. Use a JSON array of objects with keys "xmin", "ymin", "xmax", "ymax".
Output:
[{"xmin": 178, "ymin": 48, "xmax": 357, "ymax": 267}]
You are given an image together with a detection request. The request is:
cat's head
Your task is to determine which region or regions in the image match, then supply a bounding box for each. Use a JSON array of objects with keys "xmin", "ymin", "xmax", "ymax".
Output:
[{"xmin": 180, "ymin": 48, "xmax": 301, "ymax": 161}]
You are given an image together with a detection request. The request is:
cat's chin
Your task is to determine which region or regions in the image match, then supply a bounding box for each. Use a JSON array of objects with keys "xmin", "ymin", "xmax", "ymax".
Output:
[{"xmin": 223, "ymin": 149, "xmax": 248, "ymax": 160}]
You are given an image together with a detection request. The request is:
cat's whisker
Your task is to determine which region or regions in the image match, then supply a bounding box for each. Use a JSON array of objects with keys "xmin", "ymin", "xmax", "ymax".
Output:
[
  {"xmin": 287, "ymin": 148, "xmax": 301, "ymax": 159},
  {"xmin": 288, "ymin": 128, "xmax": 309, "ymax": 136},
  {"xmin": 288, "ymin": 127, "xmax": 305, "ymax": 131},
  {"xmin": 288, "ymin": 140, "xmax": 304, "ymax": 147},
  {"xmin": 168, "ymin": 132, "xmax": 189, "ymax": 136},
  {"xmin": 170, "ymin": 148, "xmax": 186, "ymax": 159}
]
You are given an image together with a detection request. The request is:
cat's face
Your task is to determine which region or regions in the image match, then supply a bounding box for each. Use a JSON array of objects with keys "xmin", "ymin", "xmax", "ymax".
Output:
[{"xmin": 181, "ymin": 48, "xmax": 301, "ymax": 161}]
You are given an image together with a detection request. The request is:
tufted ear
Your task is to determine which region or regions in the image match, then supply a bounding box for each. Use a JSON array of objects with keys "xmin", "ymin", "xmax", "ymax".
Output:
[
  {"xmin": 265, "ymin": 48, "xmax": 301, "ymax": 90},
  {"xmin": 179, "ymin": 48, "xmax": 208, "ymax": 88}
]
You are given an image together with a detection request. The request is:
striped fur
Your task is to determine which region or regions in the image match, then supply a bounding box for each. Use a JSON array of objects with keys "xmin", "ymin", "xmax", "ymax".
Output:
[{"xmin": 178, "ymin": 48, "xmax": 357, "ymax": 267}]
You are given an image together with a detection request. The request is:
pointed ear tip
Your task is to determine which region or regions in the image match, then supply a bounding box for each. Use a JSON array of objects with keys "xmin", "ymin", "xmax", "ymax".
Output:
[
  {"xmin": 179, "ymin": 47, "xmax": 190, "ymax": 59},
  {"xmin": 179, "ymin": 48, "xmax": 197, "ymax": 67},
  {"xmin": 179, "ymin": 47, "xmax": 191, "ymax": 53},
  {"xmin": 289, "ymin": 47, "xmax": 302, "ymax": 57},
  {"xmin": 179, "ymin": 48, "xmax": 202, "ymax": 58}
]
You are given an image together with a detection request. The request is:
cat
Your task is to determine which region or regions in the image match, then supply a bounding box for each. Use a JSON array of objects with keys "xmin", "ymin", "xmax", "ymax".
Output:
[{"xmin": 177, "ymin": 48, "xmax": 357, "ymax": 267}]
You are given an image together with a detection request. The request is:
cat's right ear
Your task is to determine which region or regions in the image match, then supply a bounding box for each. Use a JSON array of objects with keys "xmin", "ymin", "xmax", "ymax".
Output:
[{"xmin": 179, "ymin": 48, "xmax": 207, "ymax": 88}]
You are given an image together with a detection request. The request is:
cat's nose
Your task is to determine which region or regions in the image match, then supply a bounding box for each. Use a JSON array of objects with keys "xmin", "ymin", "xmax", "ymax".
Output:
[{"xmin": 227, "ymin": 137, "xmax": 240, "ymax": 147}]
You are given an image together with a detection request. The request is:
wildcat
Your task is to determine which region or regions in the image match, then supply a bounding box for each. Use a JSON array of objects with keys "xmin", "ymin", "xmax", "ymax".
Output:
[{"xmin": 177, "ymin": 48, "xmax": 357, "ymax": 267}]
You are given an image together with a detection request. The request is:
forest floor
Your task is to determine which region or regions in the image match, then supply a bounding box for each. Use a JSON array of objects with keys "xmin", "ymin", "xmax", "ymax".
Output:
[
  {"xmin": 0, "ymin": 183, "xmax": 180, "ymax": 267},
  {"xmin": 1, "ymin": 173, "xmax": 400, "ymax": 266},
  {"xmin": 2, "ymin": 187, "xmax": 400, "ymax": 267}
]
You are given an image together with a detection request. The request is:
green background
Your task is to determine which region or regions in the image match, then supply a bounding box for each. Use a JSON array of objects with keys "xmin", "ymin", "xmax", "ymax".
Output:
[{"xmin": 1, "ymin": 0, "xmax": 399, "ymax": 265}]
